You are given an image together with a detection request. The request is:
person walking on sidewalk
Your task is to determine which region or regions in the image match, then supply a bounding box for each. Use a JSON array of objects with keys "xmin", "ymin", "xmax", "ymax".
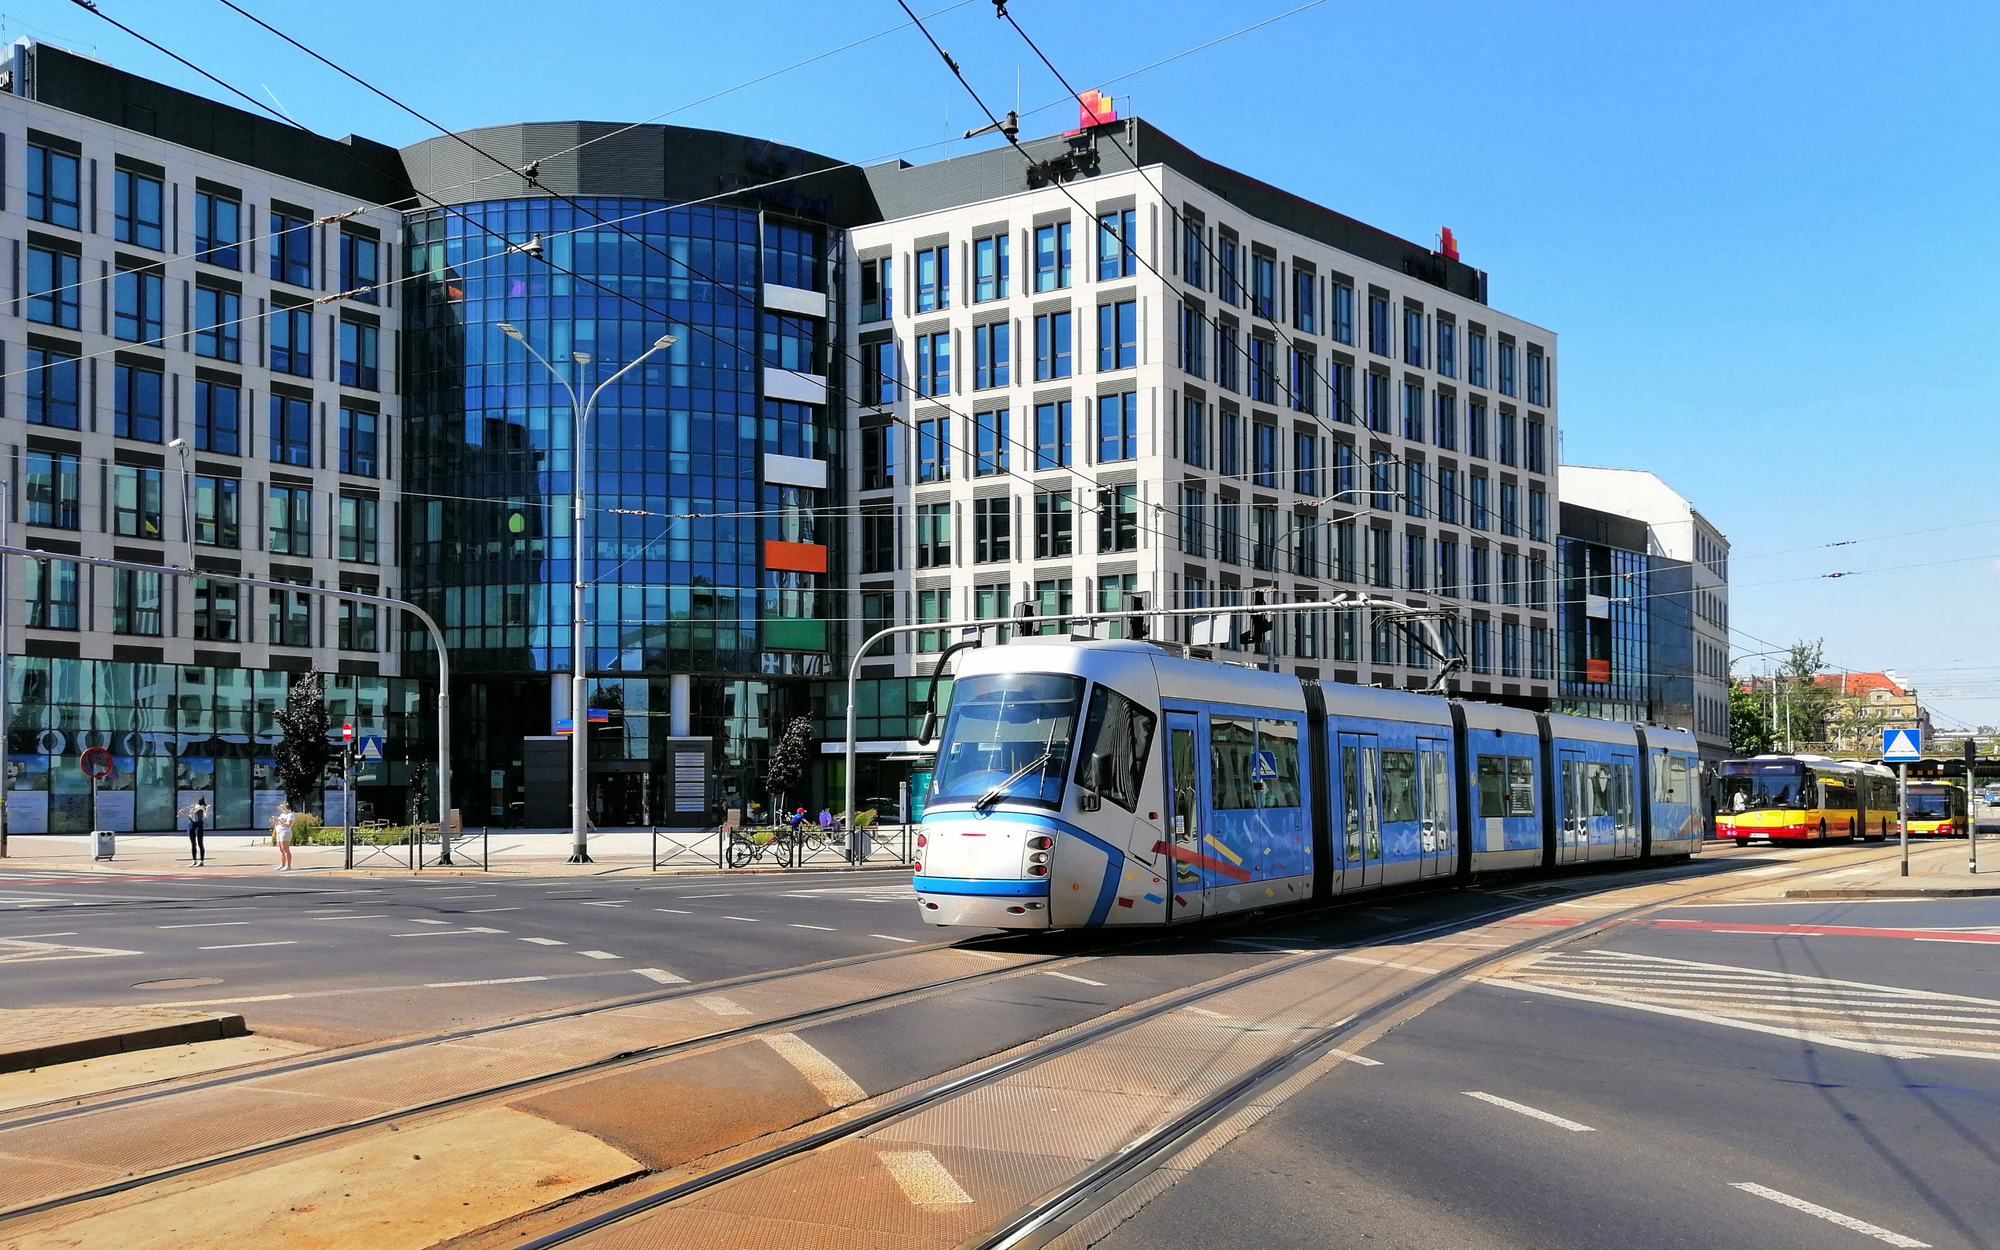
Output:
[
  {"xmin": 183, "ymin": 798, "xmax": 209, "ymax": 867},
  {"xmin": 271, "ymin": 802, "xmax": 297, "ymax": 872}
]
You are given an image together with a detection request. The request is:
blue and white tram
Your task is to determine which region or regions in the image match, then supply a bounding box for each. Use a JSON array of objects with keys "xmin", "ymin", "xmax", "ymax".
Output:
[{"xmin": 913, "ymin": 639, "xmax": 1702, "ymax": 930}]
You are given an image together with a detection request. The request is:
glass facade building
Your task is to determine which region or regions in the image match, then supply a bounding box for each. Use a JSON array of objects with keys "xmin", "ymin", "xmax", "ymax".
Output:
[{"xmin": 1556, "ymin": 509, "xmax": 1652, "ymax": 724}]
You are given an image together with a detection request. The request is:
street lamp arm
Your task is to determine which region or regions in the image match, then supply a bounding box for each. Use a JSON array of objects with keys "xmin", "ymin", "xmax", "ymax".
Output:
[{"xmin": 584, "ymin": 337, "xmax": 674, "ymax": 413}]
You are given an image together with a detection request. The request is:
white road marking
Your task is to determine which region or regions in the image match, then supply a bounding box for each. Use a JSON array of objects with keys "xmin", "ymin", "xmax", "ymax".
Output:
[
  {"xmin": 579, "ymin": 950, "xmax": 621, "ymax": 960},
  {"xmin": 309, "ymin": 914, "xmax": 388, "ymax": 920},
  {"xmin": 1331, "ymin": 1050, "xmax": 1384, "ymax": 1066},
  {"xmin": 1491, "ymin": 981, "xmax": 1950, "ymax": 1060},
  {"xmin": 462, "ymin": 927, "xmax": 508, "ymax": 934},
  {"xmin": 1463, "ymin": 1091, "xmax": 1595, "ymax": 1132},
  {"xmin": 1335, "ymin": 954, "xmax": 1440, "ymax": 974},
  {"xmin": 679, "ymin": 892, "xmax": 737, "ymax": 898},
  {"xmin": 655, "ymin": 908, "xmax": 691, "ymax": 914},
  {"xmin": 696, "ymin": 994, "xmax": 752, "ymax": 1016},
  {"xmin": 199, "ymin": 940, "xmax": 298, "ymax": 951},
  {"xmin": 790, "ymin": 923, "xmax": 835, "ymax": 931},
  {"xmin": 438, "ymin": 891, "xmax": 495, "ymax": 897},
  {"xmin": 6, "ymin": 931, "xmax": 78, "ymax": 938},
  {"xmin": 1183, "ymin": 1006, "xmax": 1229, "ymax": 1019},
  {"xmin": 426, "ymin": 975, "xmax": 551, "ymax": 988},
  {"xmin": 0, "ymin": 938, "xmax": 143, "ymax": 962},
  {"xmin": 520, "ymin": 937, "xmax": 566, "ymax": 945},
  {"xmin": 632, "ymin": 967, "xmax": 688, "ymax": 984},
  {"xmin": 764, "ymin": 1032, "xmax": 866, "ymax": 1105},
  {"xmin": 870, "ymin": 934, "xmax": 917, "ymax": 943},
  {"xmin": 1730, "ymin": 1182, "xmax": 1930, "ymax": 1247},
  {"xmin": 577, "ymin": 901, "xmax": 626, "ymax": 908},
  {"xmin": 956, "ymin": 950, "xmax": 1006, "ymax": 960},
  {"xmin": 410, "ymin": 919, "xmax": 452, "ymax": 926},
  {"xmin": 467, "ymin": 907, "xmax": 522, "ymax": 913},
  {"xmin": 393, "ymin": 930, "xmax": 485, "ymax": 937},
  {"xmin": 878, "ymin": 1149, "xmax": 973, "ymax": 1205},
  {"xmin": 1042, "ymin": 971, "xmax": 1106, "ymax": 986},
  {"xmin": 157, "ymin": 921, "xmax": 251, "ymax": 929},
  {"xmin": 722, "ymin": 916, "xmax": 761, "ymax": 923}
]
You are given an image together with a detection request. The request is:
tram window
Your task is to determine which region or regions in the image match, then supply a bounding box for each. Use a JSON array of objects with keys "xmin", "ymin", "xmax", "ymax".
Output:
[
  {"xmin": 1586, "ymin": 761, "xmax": 1612, "ymax": 817},
  {"xmin": 1073, "ymin": 684, "xmax": 1157, "ymax": 813},
  {"xmin": 1477, "ymin": 756, "xmax": 1508, "ymax": 817},
  {"xmin": 1380, "ymin": 750, "xmax": 1418, "ymax": 822},
  {"xmin": 1257, "ymin": 718, "xmax": 1302, "ymax": 808},
  {"xmin": 929, "ymin": 673, "xmax": 1085, "ymax": 809},
  {"xmin": 1210, "ymin": 717, "xmax": 1258, "ymax": 810},
  {"xmin": 1508, "ymin": 757, "xmax": 1536, "ymax": 815}
]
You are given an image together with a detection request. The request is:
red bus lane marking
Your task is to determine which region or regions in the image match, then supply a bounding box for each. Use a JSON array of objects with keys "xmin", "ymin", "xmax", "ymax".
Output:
[{"xmin": 1647, "ymin": 918, "xmax": 2000, "ymax": 943}]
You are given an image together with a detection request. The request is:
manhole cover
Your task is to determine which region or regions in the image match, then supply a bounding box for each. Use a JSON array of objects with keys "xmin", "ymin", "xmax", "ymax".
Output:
[{"xmin": 130, "ymin": 977, "xmax": 223, "ymax": 990}]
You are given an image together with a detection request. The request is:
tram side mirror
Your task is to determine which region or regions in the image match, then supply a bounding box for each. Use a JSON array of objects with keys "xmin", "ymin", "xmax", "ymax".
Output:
[
  {"xmin": 1079, "ymin": 754, "xmax": 1111, "ymax": 812},
  {"xmin": 918, "ymin": 710, "xmax": 937, "ymax": 746}
]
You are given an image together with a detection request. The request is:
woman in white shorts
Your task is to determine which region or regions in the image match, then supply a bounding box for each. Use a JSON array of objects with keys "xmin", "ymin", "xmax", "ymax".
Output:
[{"xmin": 272, "ymin": 802, "xmax": 296, "ymax": 871}]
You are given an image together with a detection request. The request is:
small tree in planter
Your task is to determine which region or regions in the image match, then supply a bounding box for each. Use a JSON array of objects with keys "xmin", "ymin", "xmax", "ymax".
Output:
[
  {"xmin": 274, "ymin": 670, "xmax": 330, "ymax": 817},
  {"xmin": 764, "ymin": 715, "xmax": 814, "ymax": 825}
]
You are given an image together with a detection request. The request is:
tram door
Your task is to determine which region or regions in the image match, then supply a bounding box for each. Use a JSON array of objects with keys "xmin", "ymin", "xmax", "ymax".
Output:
[
  {"xmin": 1165, "ymin": 713, "xmax": 1206, "ymax": 921},
  {"xmin": 1611, "ymin": 757, "xmax": 1639, "ymax": 858},
  {"xmin": 1339, "ymin": 732, "xmax": 1383, "ymax": 888},
  {"xmin": 1417, "ymin": 738, "xmax": 1453, "ymax": 878},
  {"xmin": 1559, "ymin": 750, "xmax": 1587, "ymax": 864}
]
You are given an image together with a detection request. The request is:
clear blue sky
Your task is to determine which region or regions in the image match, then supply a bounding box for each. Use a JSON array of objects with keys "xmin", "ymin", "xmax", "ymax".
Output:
[{"xmin": 15, "ymin": 0, "xmax": 1999, "ymax": 731}]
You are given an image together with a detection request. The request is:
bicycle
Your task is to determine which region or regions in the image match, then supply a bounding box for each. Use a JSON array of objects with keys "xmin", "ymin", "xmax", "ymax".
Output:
[{"xmin": 724, "ymin": 824, "xmax": 795, "ymax": 869}]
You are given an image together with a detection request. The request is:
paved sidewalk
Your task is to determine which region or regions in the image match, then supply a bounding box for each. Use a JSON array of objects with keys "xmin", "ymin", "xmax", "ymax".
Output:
[
  {"xmin": 0, "ymin": 1004, "xmax": 246, "ymax": 1073},
  {"xmin": 1782, "ymin": 834, "xmax": 2000, "ymax": 898}
]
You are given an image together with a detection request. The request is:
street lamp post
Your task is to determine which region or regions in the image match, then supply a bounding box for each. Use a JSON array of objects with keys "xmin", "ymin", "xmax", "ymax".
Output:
[{"xmin": 497, "ymin": 323, "xmax": 675, "ymax": 864}]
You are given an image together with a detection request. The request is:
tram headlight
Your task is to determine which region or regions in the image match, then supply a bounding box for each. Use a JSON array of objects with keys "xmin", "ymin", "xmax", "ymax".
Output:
[
  {"xmin": 1029, "ymin": 851, "xmax": 1048, "ymax": 864},
  {"xmin": 1028, "ymin": 835, "xmax": 1054, "ymax": 850}
]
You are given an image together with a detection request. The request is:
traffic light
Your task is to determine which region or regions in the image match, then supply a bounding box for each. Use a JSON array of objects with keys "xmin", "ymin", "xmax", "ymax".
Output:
[{"xmin": 1237, "ymin": 589, "xmax": 1274, "ymax": 650}]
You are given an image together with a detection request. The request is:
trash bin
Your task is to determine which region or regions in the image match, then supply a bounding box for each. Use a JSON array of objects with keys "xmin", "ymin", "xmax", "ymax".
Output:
[{"xmin": 92, "ymin": 830, "xmax": 115, "ymax": 861}]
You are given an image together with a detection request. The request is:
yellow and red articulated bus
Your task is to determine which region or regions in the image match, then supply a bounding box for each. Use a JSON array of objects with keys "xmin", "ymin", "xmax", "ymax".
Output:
[
  {"xmin": 1717, "ymin": 754, "xmax": 1898, "ymax": 845},
  {"xmin": 1904, "ymin": 783, "xmax": 1968, "ymax": 837}
]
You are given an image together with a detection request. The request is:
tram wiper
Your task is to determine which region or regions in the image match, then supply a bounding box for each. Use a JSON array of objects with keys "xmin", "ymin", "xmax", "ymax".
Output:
[{"xmin": 975, "ymin": 725, "xmax": 1059, "ymax": 810}]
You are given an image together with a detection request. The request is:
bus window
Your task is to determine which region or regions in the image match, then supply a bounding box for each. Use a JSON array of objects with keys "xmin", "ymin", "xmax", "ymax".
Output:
[
  {"xmin": 1508, "ymin": 757, "xmax": 1536, "ymax": 814},
  {"xmin": 1210, "ymin": 717, "xmax": 1257, "ymax": 810},
  {"xmin": 1073, "ymin": 684, "xmax": 1157, "ymax": 812},
  {"xmin": 1380, "ymin": 750, "xmax": 1418, "ymax": 822},
  {"xmin": 1477, "ymin": 756, "xmax": 1508, "ymax": 817},
  {"xmin": 1721, "ymin": 760, "xmax": 1805, "ymax": 811},
  {"xmin": 1257, "ymin": 719, "xmax": 1302, "ymax": 808}
]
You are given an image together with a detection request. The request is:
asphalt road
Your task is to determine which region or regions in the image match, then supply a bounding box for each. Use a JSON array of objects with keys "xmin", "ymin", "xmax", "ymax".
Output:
[{"xmin": 1097, "ymin": 894, "xmax": 2000, "ymax": 1250}]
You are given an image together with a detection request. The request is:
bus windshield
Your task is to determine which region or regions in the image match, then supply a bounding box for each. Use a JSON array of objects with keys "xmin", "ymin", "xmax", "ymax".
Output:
[
  {"xmin": 929, "ymin": 673, "xmax": 1086, "ymax": 810},
  {"xmin": 1907, "ymin": 791, "xmax": 1955, "ymax": 819},
  {"xmin": 1720, "ymin": 761, "xmax": 1808, "ymax": 812}
]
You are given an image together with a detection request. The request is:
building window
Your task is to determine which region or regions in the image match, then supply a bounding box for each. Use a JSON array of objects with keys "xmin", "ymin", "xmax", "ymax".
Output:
[
  {"xmin": 269, "ymin": 581, "xmax": 312, "ymax": 648},
  {"xmin": 1034, "ymin": 490, "xmax": 1072, "ymax": 558},
  {"xmin": 1252, "ymin": 422, "xmax": 1277, "ymax": 488},
  {"xmin": 1366, "ymin": 527, "xmax": 1392, "ymax": 588},
  {"xmin": 1097, "ymin": 392, "xmax": 1137, "ymax": 462},
  {"xmin": 114, "ymin": 168, "xmax": 165, "ymax": 250},
  {"xmin": 192, "ymin": 578, "xmax": 238, "ymax": 641},
  {"xmin": 1179, "ymin": 485, "xmax": 1207, "ymax": 556},
  {"xmin": 1218, "ymin": 408, "xmax": 1241, "ymax": 478},
  {"xmin": 113, "ymin": 465, "xmax": 164, "ymax": 540},
  {"xmin": 1182, "ymin": 216, "xmax": 1206, "ymax": 287},
  {"xmin": 270, "ymin": 394, "xmax": 312, "ymax": 467},
  {"xmin": 1096, "ymin": 300, "xmax": 1140, "ymax": 373},
  {"xmin": 1251, "ymin": 506, "xmax": 1280, "ymax": 572},
  {"xmin": 1526, "ymin": 419, "xmax": 1548, "ymax": 474},
  {"xmin": 1532, "ymin": 625, "xmax": 1553, "ymax": 680},
  {"xmin": 25, "ymin": 451, "xmax": 80, "ymax": 529},
  {"xmin": 1097, "ymin": 209, "xmax": 1137, "ymax": 280},
  {"xmin": 914, "ymin": 332, "xmax": 949, "ymax": 396},
  {"xmin": 1291, "ymin": 513, "xmax": 1319, "ymax": 577},
  {"xmin": 1436, "ymin": 321, "xmax": 1456, "ymax": 378},
  {"xmin": 194, "ymin": 285, "xmax": 241, "ymax": 361},
  {"xmin": 1364, "ymin": 372, "xmax": 1391, "ymax": 434},
  {"xmin": 1182, "ymin": 397, "xmax": 1208, "ymax": 469},
  {"xmin": 268, "ymin": 484, "xmax": 312, "ymax": 555},
  {"xmin": 195, "ymin": 191, "xmax": 242, "ymax": 269},
  {"xmin": 761, "ymin": 311, "xmax": 818, "ymax": 373},
  {"xmin": 25, "ymin": 558, "xmax": 79, "ymax": 630},
  {"xmin": 972, "ymin": 322, "xmax": 1010, "ymax": 389},
  {"xmin": 1469, "ymin": 330, "xmax": 1488, "ymax": 388},
  {"xmin": 860, "ymin": 424, "xmax": 896, "ymax": 491},
  {"xmin": 916, "ymin": 588, "xmax": 950, "ymax": 653},
  {"xmin": 339, "ymin": 321, "xmax": 379, "ymax": 389},
  {"xmin": 1033, "ymin": 310, "xmax": 1073, "ymax": 380},
  {"xmin": 1438, "ymin": 467, "xmax": 1460, "ymax": 526},
  {"xmin": 113, "ymin": 568, "xmax": 163, "ymax": 636},
  {"xmin": 1402, "ymin": 380, "xmax": 1425, "ymax": 441},
  {"xmin": 194, "ymin": 475, "xmax": 240, "ymax": 548},
  {"xmin": 916, "ymin": 417, "xmax": 950, "ymax": 483},
  {"xmin": 1468, "ymin": 400, "xmax": 1489, "ymax": 459},
  {"xmin": 1179, "ymin": 302, "xmax": 1206, "ymax": 377},
  {"xmin": 1470, "ymin": 546, "xmax": 1492, "ymax": 602},
  {"xmin": 973, "ymin": 234, "xmax": 1010, "ymax": 302},
  {"xmin": 1328, "ymin": 519, "xmax": 1354, "ymax": 582},
  {"xmin": 1500, "ymin": 481, "xmax": 1520, "ymax": 536},
  {"xmin": 1498, "ymin": 410, "xmax": 1518, "ymax": 465},
  {"xmin": 271, "ymin": 306, "xmax": 313, "ymax": 377},
  {"xmin": 974, "ymin": 409, "xmax": 1010, "ymax": 477},
  {"xmin": 26, "ymin": 246, "xmax": 81, "ymax": 328},
  {"xmin": 339, "ymin": 597, "xmax": 378, "ymax": 651},
  {"xmin": 1404, "ymin": 533, "xmax": 1427, "ymax": 590},
  {"xmin": 1035, "ymin": 400, "xmax": 1072, "ymax": 470},
  {"xmin": 1251, "ymin": 254, "xmax": 1276, "ymax": 319},
  {"xmin": 1529, "ymin": 487, "xmax": 1548, "ymax": 542},
  {"xmin": 1293, "ymin": 269, "xmax": 1318, "ymax": 334},
  {"xmin": 26, "ymin": 143, "xmax": 81, "ymax": 229},
  {"xmin": 1215, "ymin": 323, "xmax": 1240, "ymax": 392},
  {"xmin": 26, "ymin": 349, "xmax": 80, "ymax": 430},
  {"xmin": 1501, "ymin": 551, "xmax": 1521, "ymax": 604},
  {"xmin": 1367, "ymin": 295, "xmax": 1391, "ymax": 357},
  {"xmin": 915, "ymin": 502, "xmax": 951, "ymax": 567},
  {"xmin": 863, "ymin": 340, "xmax": 897, "ymax": 405},
  {"xmin": 1098, "ymin": 484, "xmax": 1139, "ymax": 552},
  {"xmin": 114, "ymin": 363, "xmax": 165, "ymax": 443},
  {"xmin": 1502, "ymin": 621, "xmax": 1523, "ymax": 678},
  {"xmin": 1433, "ymin": 391, "xmax": 1457, "ymax": 450},
  {"xmin": 1217, "ymin": 502, "xmax": 1241, "ymax": 565},
  {"xmin": 1402, "ymin": 308, "xmax": 1425, "ymax": 368},
  {"xmin": 1529, "ymin": 552, "xmax": 1549, "ymax": 608},
  {"xmin": 1468, "ymin": 619, "xmax": 1491, "ymax": 673},
  {"xmin": 861, "ymin": 590, "xmax": 896, "ymax": 655},
  {"xmin": 270, "ymin": 208, "xmax": 314, "ymax": 287},
  {"xmin": 339, "ymin": 231, "xmax": 380, "ymax": 302},
  {"xmin": 1248, "ymin": 337, "xmax": 1277, "ymax": 403},
  {"xmin": 1293, "ymin": 431, "xmax": 1321, "ymax": 497},
  {"xmin": 1436, "ymin": 538, "xmax": 1459, "ymax": 597},
  {"xmin": 1289, "ymin": 348, "xmax": 1317, "ymax": 415},
  {"xmin": 1526, "ymin": 348, "xmax": 1547, "ymax": 405},
  {"xmin": 1404, "ymin": 460, "xmax": 1427, "ymax": 518},
  {"xmin": 1498, "ymin": 340, "xmax": 1517, "ymax": 397},
  {"xmin": 1470, "ymin": 474, "xmax": 1490, "ymax": 531},
  {"xmin": 973, "ymin": 496, "xmax": 1011, "ymax": 563},
  {"xmin": 1370, "ymin": 453, "xmax": 1395, "ymax": 512},
  {"xmin": 1327, "ymin": 360, "xmax": 1354, "ymax": 425},
  {"xmin": 1332, "ymin": 441, "xmax": 1357, "ymax": 503},
  {"xmin": 338, "ymin": 406, "xmax": 378, "ymax": 477},
  {"xmin": 339, "ymin": 494, "xmax": 379, "ymax": 562},
  {"xmin": 1218, "ymin": 234, "xmax": 1241, "ymax": 304},
  {"xmin": 191, "ymin": 380, "xmax": 240, "ymax": 455},
  {"xmin": 1034, "ymin": 577, "xmax": 1073, "ymax": 633},
  {"xmin": 859, "ymin": 504, "xmax": 895, "ymax": 574},
  {"xmin": 860, "ymin": 257, "xmax": 893, "ymax": 322},
  {"xmin": 1097, "ymin": 573, "xmax": 1139, "ymax": 638},
  {"xmin": 1034, "ymin": 222, "xmax": 1072, "ymax": 291},
  {"xmin": 764, "ymin": 220, "xmax": 822, "ymax": 292},
  {"xmin": 114, "ymin": 268, "xmax": 164, "ymax": 344}
]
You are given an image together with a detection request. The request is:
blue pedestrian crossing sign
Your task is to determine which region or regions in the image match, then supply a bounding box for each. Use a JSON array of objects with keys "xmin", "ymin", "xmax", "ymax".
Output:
[
  {"xmin": 1881, "ymin": 728, "xmax": 1922, "ymax": 761},
  {"xmin": 357, "ymin": 735, "xmax": 385, "ymax": 762},
  {"xmin": 1250, "ymin": 749, "xmax": 1278, "ymax": 780}
]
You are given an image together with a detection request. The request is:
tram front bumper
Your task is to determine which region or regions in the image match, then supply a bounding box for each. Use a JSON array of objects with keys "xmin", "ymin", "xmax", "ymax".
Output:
[{"xmin": 913, "ymin": 876, "xmax": 1052, "ymax": 928}]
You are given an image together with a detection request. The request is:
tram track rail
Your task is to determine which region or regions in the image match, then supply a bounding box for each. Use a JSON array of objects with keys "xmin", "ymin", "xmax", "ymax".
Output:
[{"xmin": 500, "ymin": 841, "xmax": 1909, "ymax": 1250}]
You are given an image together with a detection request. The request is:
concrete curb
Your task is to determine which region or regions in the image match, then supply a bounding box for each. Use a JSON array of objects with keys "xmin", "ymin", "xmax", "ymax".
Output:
[
  {"xmin": 1, "ymin": 1013, "xmax": 248, "ymax": 1075},
  {"xmin": 1783, "ymin": 886, "xmax": 2000, "ymax": 899}
]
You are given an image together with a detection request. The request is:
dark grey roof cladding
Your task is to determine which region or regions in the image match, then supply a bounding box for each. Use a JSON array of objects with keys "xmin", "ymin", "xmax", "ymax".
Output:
[{"xmin": 1560, "ymin": 502, "xmax": 1650, "ymax": 553}]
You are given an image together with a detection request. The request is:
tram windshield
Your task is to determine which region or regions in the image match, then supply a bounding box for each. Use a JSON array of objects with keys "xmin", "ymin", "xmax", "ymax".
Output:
[
  {"xmin": 1907, "ymin": 790, "xmax": 1955, "ymax": 818},
  {"xmin": 929, "ymin": 673, "xmax": 1085, "ymax": 810},
  {"xmin": 1719, "ymin": 760, "xmax": 1808, "ymax": 812}
]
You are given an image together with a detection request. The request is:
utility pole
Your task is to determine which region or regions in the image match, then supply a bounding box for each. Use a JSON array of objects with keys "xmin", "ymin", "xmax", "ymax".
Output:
[
  {"xmin": 1898, "ymin": 760, "xmax": 1910, "ymax": 877},
  {"xmin": 1968, "ymin": 737, "xmax": 1979, "ymax": 875}
]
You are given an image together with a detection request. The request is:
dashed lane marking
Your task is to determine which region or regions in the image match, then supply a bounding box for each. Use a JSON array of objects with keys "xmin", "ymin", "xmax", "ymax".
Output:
[
  {"xmin": 577, "ymin": 901, "xmax": 626, "ymax": 908},
  {"xmin": 1463, "ymin": 1091, "xmax": 1595, "ymax": 1132},
  {"xmin": 879, "ymin": 1149, "xmax": 974, "ymax": 1205},
  {"xmin": 722, "ymin": 916, "xmax": 761, "ymax": 923},
  {"xmin": 463, "ymin": 927, "xmax": 508, "ymax": 934},
  {"xmin": 655, "ymin": 909, "xmax": 690, "ymax": 915},
  {"xmin": 393, "ymin": 930, "xmax": 488, "ymax": 937},
  {"xmin": 579, "ymin": 950, "xmax": 621, "ymax": 960},
  {"xmin": 157, "ymin": 921, "xmax": 251, "ymax": 929},
  {"xmin": 0, "ymin": 938, "xmax": 143, "ymax": 962},
  {"xmin": 410, "ymin": 919, "xmax": 452, "ymax": 926},
  {"xmin": 199, "ymin": 940, "xmax": 297, "ymax": 951},
  {"xmin": 6, "ymin": 931, "xmax": 78, "ymax": 938},
  {"xmin": 790, "ymin": 923, "xmax": 835, "ymax": 931},
  {"xmin": 870, "ymin": 934, "xmax": 917, "ymax": 943},
  {"xmin": 764, "ymin": 1032, "xmax": 866, "ymax": 1105},
  {"xmin": 308, "ymin": 914, "xmax": 388, "ymax": 920},
  {"xmin": 425, "ymin": 975, "xmax": 551, "ymax": 988},
  {"xmin": 696, "ymin": 995, "xmax": 751, "ymax": 1016},
  {"xmin": 632, "ymin": 968, "xmax": 688, "ymax": 984},
  {"xmin": 1730, "ymin": 1183, "xmax": 1930, "ymax": 1247},
  {"xmin": 467, "ymin": 907, "xmax": 522, "ymax": 913},
  {"xmin": 520, "ymin": 937, "xmax": 566, "ymax": 946},
  {"xmin": 1042, "ymin": 971, "xmax": 1107, "ymax": 987}
]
